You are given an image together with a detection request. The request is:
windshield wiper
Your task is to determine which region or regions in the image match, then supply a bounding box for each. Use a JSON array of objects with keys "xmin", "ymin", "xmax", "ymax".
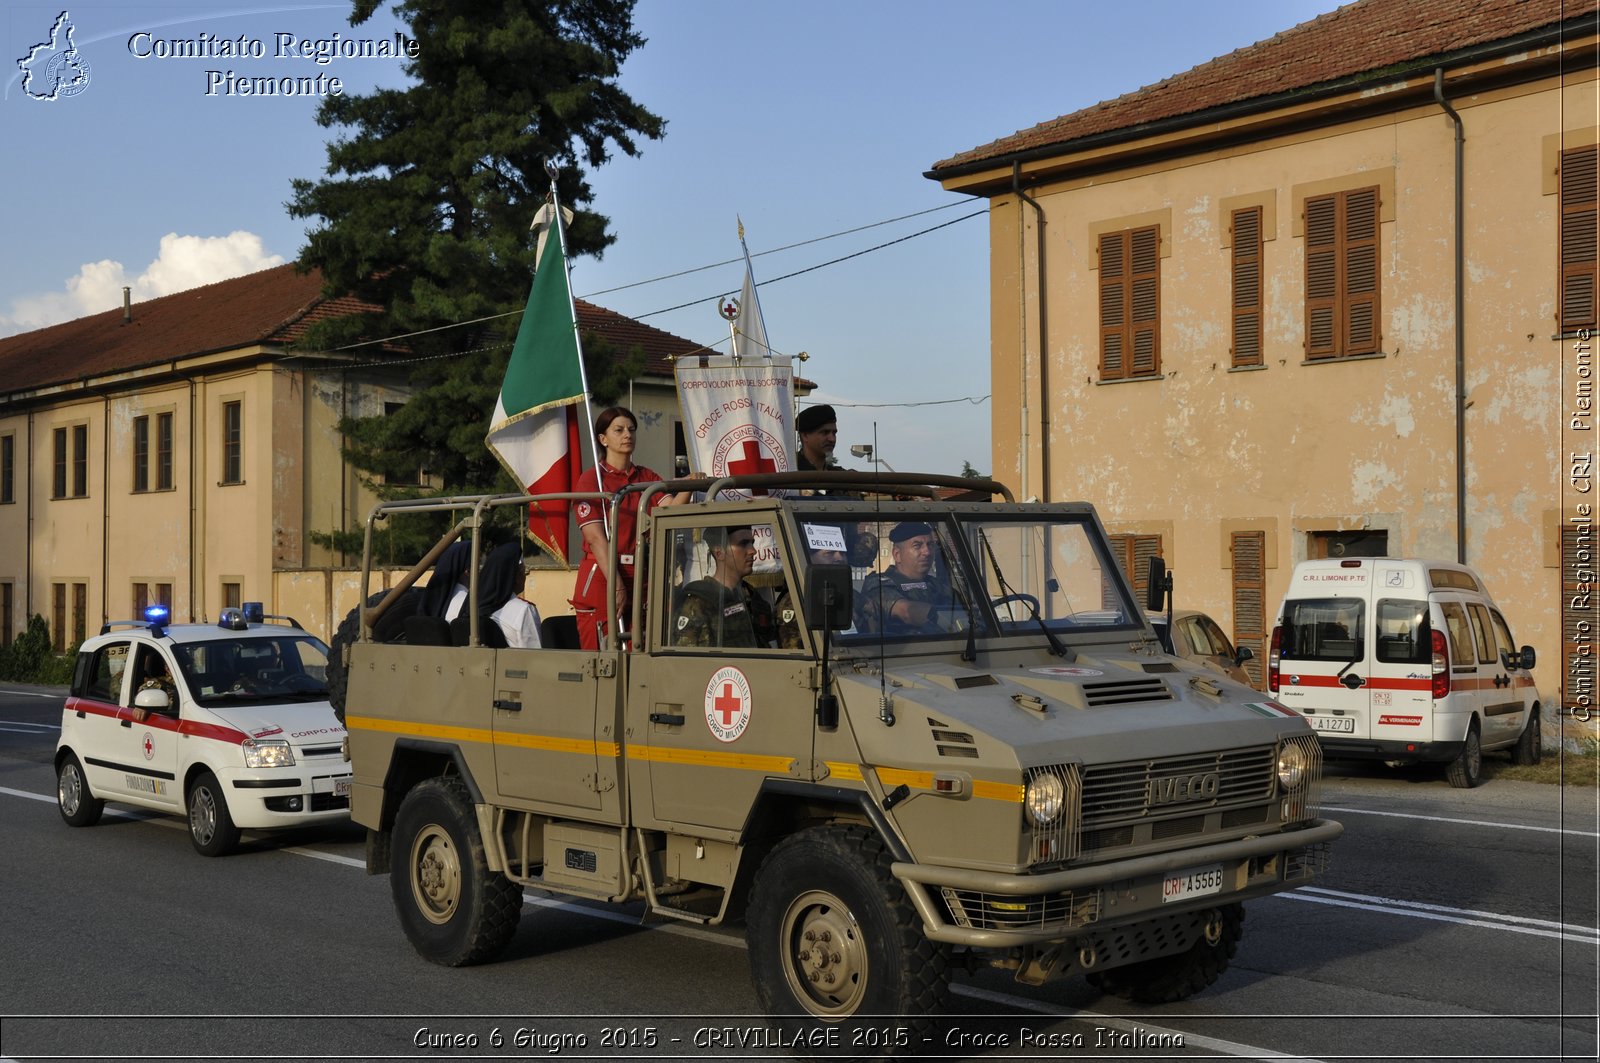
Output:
[{"xmin": 975, "ymin": 529, "xmax": 1071, "ymax": 658}]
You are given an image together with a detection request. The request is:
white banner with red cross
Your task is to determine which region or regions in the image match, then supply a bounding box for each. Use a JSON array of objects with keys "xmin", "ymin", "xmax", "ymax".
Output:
[{"xmin": 676, "ymin": 356, "xmax": 794, "ymax": 502}]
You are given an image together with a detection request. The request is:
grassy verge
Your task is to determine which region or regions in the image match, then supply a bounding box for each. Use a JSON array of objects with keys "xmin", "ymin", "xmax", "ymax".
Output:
[{"xmin": 1485, "ymin": 746, "xmax": 1599, "ymax": 786}]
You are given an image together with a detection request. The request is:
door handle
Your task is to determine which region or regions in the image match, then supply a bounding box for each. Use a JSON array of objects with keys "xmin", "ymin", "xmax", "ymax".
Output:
[
  {"xmin": 1339, "ymin": 673, "xmax": 1365, "ymax": 690},
  {"xmin": 493, "ymin": 699, "xmax": 522, "ymax": 712},
  {"xmin": 649, "ymin": 712, "xmax": 684, "ymax": 726}
]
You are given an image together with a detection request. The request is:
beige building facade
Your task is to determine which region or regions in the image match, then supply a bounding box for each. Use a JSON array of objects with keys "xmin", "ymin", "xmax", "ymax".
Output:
[
  {"xmin": 930, "ymin": 0, "xmax": 1597, "ymax": 707},
  {"xmin": 0, "ymin": 265, "xmax": 696, "ymax": 647}
]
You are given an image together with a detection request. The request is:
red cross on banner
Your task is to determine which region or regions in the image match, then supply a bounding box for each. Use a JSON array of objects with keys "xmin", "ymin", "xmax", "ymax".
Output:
[{"xmin": 726, "ymin": 440, "xmax": 777, "ymax": 495}]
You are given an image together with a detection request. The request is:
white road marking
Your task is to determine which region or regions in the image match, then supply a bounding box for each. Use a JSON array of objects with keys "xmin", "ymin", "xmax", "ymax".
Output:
[
  {"xmin": 1276, "ymin": 887, "xmax": 1600, "ymax": 945},
  {"xmin": 0, "ymin": 688, "xmax": 64, "ymax": 699},
  {"xmin": 0, "ymin": 719, "xmax": 59, "ymax": 733},
  {"xmin": 1324, "ymin": 804, "xmax": 1600, "ymax": 839}
]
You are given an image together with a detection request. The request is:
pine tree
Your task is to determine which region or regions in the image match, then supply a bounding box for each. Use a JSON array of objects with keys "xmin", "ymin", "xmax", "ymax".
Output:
[{"xmin": 290, "ymin": 0, "xmax": 663, "ymax": 503}]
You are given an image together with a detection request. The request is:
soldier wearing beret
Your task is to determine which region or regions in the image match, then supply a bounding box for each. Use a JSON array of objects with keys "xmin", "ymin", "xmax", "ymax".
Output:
[
  {"xmin": 856, "ymin": 521, "xmax": 957, "ymax": 636},
  {"xmin": 673, "ymin": 524, "xmax": 778, "ymax": 649},
  {"xmin": 794, "ymin": 404, "xmax": 840, "ymax": 473}
]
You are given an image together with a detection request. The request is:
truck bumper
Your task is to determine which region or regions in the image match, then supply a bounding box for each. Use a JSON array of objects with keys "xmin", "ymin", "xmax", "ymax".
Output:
[
  {"xmin": 891, "ymin": 818, "xmax": 1343, "ymax": 949},
  {"xmin": 1315, "ymin": 737, "xmax": 1464, "ymax": 764}
]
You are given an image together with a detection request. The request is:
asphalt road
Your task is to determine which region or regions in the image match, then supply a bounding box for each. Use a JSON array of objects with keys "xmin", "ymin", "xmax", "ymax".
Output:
[{"xmin": 1, "ymin": 683, "xmax": 1597, "ymax": 1061}]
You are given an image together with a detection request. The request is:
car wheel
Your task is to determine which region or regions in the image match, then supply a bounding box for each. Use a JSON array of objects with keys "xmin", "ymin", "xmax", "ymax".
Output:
[
  {"xmin": 1511, "ymin": 707, "xmax": 1542, "ymax": 767},
  {"xmin": 747, "ymin": 825, "xmax": 949, "ymax": 1046},
  {"xmin": 187, "ymin": 770, "xmax": 242, "ymax": 856},
  {"xmin": 390, "ymin": 776, "xmax": 522, "ymax": 966},
  {"xmin": 57, "ymin": 751, "xmax": 104, "ymax": 827},
  {"xmin": 1446, "ymin": 722, "xmax": 1483, "ymax": 789},
  {"xmin": 1089, "ymin": 903, "xmax": 1245, "ymax": 1003}
]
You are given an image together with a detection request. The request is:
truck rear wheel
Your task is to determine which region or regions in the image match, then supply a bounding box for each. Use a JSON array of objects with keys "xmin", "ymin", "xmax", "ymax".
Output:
[
  {"xmin": 391, "ymin": 777, "xmax": 522, "ymax": 966},
  {"xmin": 1087, "ymin": 903, "xmax": 1244, "ymax": 1003},
  {"xmin": 747, "ymin": 825, "xmax": 948, "ymax": 1050},
  {"xmin": 1511, "ymin": 708, "xmax": 1542, "ymax": 766}
]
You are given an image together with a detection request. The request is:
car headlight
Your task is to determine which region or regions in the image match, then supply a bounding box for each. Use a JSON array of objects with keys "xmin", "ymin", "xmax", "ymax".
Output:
[
  {"xmin": 1276, "ymin": 742, "xmax": 1308, "ymax": 791},
  {"xmin": 242, "ymin": 739, "xmax": 295, "ymax": 769},
  {"xmin": 1024, "ymin": 773, "xmax": 1065, "ymax": 826}
]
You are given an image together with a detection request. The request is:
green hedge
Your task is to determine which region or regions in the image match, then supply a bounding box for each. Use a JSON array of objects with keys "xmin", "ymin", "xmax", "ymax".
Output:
[{"xmin": 0, "ymin": 614, "xmax": 78, "ymax": 684}]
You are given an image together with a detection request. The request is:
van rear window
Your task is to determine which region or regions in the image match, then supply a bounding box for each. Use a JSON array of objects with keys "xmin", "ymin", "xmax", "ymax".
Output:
[
  {"xmin": 1375, "ymin": 599, "xmax": 1430, "ymax": 665},
  {"xmin": 1279, "ymin": 598, "xmax": 1362, "ymax": 662}
]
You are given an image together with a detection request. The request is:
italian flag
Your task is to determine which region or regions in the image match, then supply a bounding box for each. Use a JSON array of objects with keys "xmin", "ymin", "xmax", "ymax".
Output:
[{"xmin": 486, "ymin": 208, "xmax": 587, "ymax": 563}]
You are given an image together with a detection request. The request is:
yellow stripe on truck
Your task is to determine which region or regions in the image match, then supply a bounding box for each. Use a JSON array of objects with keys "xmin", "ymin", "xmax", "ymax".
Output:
[
  {"xmin": 345, "ymin": 715, "xmax": 619, "ymax": 758},
  {"xmin": 626, "ymin": 746, "xmax": 794, "ymax": 773},
  {"xmin": 827, "ymin": 762, "xmax": 1024, "ymax": 803}
]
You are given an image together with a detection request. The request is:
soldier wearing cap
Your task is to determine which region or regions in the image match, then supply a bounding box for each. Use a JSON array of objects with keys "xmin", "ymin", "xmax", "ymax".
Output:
[
  {"xmin": 673, "ymin": 524, "xmax": 779, "ymax": 649},
  {"xmin": 794, "ymin": 404, "xmax": 839, "ymax": 473},
  {"xmin": 856, "ymin": 521, "xmax": 954, "ymax": 635}
]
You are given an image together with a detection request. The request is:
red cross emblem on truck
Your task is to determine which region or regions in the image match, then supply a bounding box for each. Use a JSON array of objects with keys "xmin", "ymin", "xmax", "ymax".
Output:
[{"xmin": 704, "ymin": 666, "xmax": 751, "ymax": 743}]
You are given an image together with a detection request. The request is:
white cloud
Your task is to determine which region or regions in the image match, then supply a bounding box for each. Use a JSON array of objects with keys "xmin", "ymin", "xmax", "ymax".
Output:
[{"xmin": 0, "ymin": 231, "xmax": 285, "ymax": 337}]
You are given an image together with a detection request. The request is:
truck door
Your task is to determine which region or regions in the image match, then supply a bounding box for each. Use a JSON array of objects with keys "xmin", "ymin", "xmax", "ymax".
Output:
[
  {"xmin": 491, "ymin": 642, "xmax": 618, "ymax": 818},
  {"xmin": 631, "ymin": 520, "xmax": 814, "ymax": 833},
  {"xmin": 1274, "ymin": 595, "xmax": 1369, "ymax": 737},
  {"xmin": 1436, "ymin": 599, "xmax": 1487, "ymax": 743}
]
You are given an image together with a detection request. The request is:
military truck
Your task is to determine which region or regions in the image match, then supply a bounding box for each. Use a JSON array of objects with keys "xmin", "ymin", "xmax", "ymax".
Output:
[{"xmin": 340, "ymin": 472, "xmax": 1341, "ymax": 1037}]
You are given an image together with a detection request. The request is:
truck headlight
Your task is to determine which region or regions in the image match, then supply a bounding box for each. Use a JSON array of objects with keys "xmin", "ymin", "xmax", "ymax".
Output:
[
  {"xmin": 1025, "ymin": 773, "xmax": 1065, "ymax": 825},
  {"xmin": 1276, "ymin": 742, "xmax": 1308, "ymax": 791},
  {"xmin": 242, "ymin": 739, "xmax": 295, "ymax": 769}
]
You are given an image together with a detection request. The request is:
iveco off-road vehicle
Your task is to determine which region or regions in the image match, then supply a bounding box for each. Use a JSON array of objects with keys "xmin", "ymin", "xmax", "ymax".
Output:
[{"xmin": 338, "ymin": 472, "xmax": 1341, "ymax": 1038}]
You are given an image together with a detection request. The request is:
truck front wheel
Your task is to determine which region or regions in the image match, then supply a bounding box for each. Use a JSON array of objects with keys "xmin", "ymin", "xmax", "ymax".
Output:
[
  {"xmin": 747, "ymin": 825, "xmax": 948, "ymax": 1044},
  {"xmin": 1087, "ymin": 903, "xmax": 1244, "ymax": 1003},
  {"xmin": 391, "ymin": 777, "xmax": 522, "ymax": 966}
]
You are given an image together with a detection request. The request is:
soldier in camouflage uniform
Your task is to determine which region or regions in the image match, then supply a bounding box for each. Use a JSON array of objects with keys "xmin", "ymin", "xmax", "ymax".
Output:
[
  {"xmin": 774, "ymin": 545, "xmax": 852, "ymax": 649},
  {"xmin": 857, "ymin": 521, "xmax": 954, "ymax": 636},
  {"xmin": 673, "ymin": 524, "xmax": 778, "ymax": 648}
]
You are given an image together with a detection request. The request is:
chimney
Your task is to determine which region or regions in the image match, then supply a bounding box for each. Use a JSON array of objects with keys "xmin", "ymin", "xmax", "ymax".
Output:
[{"xmin": 122, "ymin": 287, "xmax": 131, "ymax": 324}]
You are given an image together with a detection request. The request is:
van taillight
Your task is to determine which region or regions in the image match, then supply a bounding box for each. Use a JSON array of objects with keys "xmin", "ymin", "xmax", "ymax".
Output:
[
  {"xmin": 1431, "ymin": 629, "xmax": 1449, "ymax": 700},
  {"xmin": 1268, "ymin": 625, "xmax": 1282, "ymax": 693}
]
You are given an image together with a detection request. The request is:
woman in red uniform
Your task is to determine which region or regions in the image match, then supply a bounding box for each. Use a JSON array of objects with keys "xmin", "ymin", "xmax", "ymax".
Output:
[{"xmin": 570, "ymin": 406, "xmax": 686, "ymax": 650}]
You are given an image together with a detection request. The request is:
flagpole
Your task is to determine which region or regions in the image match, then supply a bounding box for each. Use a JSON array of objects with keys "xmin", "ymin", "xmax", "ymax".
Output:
[{"xmin": 546, "ymin": 165, "xmax": 607, "ymax": 540}]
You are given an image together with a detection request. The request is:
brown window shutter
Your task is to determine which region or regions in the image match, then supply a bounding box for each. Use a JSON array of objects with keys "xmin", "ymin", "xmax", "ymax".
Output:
[
  {"xmin": 1106, "ymin": 533, "xmax": 1164, "ymax": 608},
  {"xmin": 1231, "ymin": 207, "xmax": 1263, "ymax": 367},
  {"xmin": 1304, "ymin": 194, "xmax": 1338, "ymax": 358},
  {"xmin": 1099, "ymin": 231, "xmax": 1129, "ymax": 380},
  {"xmin": 1129, "ymin": 226, "xmax": 1161, "ymax": 376},
  {"xmin": 1560, "ymin": 145, "xmax": 1598, "ymax": 331},
  {"xmin": 1343, "ymin": 187, "xmax": 1380, "ymax": 355},
  {"xmin": 1230, "ymin": 531, "xmax": 1266, "ymax": 689}
]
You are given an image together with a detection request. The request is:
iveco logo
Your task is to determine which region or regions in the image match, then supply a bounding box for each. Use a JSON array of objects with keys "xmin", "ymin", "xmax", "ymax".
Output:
[{"xmin": 1147, "ymin": 772, "xmax": 1221, "ymax": 806}]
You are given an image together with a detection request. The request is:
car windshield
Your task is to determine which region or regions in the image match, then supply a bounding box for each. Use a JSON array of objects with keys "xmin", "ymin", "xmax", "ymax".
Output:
[
  {"xmin": 793, "ymin": 510, "xmax": 1141, "ymax": 649},
  {"xmin": 171, "ymin": 634, "xmax": 331, "ymax": 705}
]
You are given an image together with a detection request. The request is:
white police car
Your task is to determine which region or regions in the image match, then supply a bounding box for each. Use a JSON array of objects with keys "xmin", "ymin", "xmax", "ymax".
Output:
[{"xmin": 55, "ymin": 603, "xmax": 352, "ymax": 856}]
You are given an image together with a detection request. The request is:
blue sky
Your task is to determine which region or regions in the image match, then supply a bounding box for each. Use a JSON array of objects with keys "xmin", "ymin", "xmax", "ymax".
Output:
[{"xmin": 0, "ymin": 0, "xmax": 1343, "ymax": 478}]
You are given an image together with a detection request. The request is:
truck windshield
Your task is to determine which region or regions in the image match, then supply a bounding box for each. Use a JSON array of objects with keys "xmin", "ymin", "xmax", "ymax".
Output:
[{"xmin": 797, "ymin": 511, "xmax": 1140, "ymax": 647}]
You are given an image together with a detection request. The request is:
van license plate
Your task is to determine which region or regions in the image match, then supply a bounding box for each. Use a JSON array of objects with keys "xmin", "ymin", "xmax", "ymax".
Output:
[
  {"xmin": 1309, "ymin": 716, "xmax": 1355, "ymax": 733},
  {"xmin": 333, "ymin": 777, "xmax": 352, "ymax": 798},
  {"xmin": 1162, "ymin": 864, "xmax": 1224, "ymax": 903}
]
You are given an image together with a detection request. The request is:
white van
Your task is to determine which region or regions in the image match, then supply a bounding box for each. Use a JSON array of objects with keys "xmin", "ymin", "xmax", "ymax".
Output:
[{"xmin": 1268, "ymin": 558, "xmax": 1542, "ymax": 788}]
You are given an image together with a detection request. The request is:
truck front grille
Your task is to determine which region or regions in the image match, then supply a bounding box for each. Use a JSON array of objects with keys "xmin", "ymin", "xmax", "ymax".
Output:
[
  {"xmin": 940, "ymin": 886, "xmax": 1101, "ymax": 933},
  {"xmin": 1081, "ymin": 746, "xmax": 1275, "ymax": 826},
  {"xmin": 1026, "ymin": 763, "xmax": 1081, "ymax": 864}
]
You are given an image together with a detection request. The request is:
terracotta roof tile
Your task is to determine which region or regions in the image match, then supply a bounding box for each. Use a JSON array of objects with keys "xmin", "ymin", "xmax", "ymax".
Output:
[
  {"xmin": 931, "ymin": 0, "xmax": 1581, "ymax": 173},
  {"xmin": 0, "ymin": 264, "xmax": 702, "ymax": 395}
]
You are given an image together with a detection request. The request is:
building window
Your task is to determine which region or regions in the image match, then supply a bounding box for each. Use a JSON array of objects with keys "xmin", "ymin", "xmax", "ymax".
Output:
[
  {"xmin": 133, "ymin": 582, "xmax": 147, "ymax": 618},
  {"xmin": 1, "ymin": 434, "xmax": 13, "ymax": 505},
  {"xmin": 1231, "ymin": 207, "xmax": 1264, "ymax": 368},
  {"xmin": 1308, "ymin": 530, "xmax": 1387, "ymax": 558},
  {"xmin": 222, "ymin": 582, "xmax": 241, "ymax": 610},
  {"xmin": 133, "ymin": 416, "xmax": 150, "ymax": 493},
  {"xmin": 52, "ymin": 583, "xmax": 66, "ymax": 651},
  {"xmin": 1304, "ymin": 186, "xmax": 1380, "ymax": 359},
  {"xmin": 1, "ymin": 582, "xmax": 12, "ymax": 646},
  {"xmin": 132, "ymin": 412, "xmax": 175, "ymax": 492},
  {"xmin": 157, "ymin": 412, "xmax": 174, "ymax": 490},
  {"xmin": 1098, "ymin": 226, "xmax": 1161, "ymax": 380},
  {"xmin": 1560, "ymin": 145, "xmax": 1597, "ymax": 332},
  {"xmin": 52, "ymin": 425, "xmax": 88, "ymax": 499},
  {"xmin": 73, "ymin": 582, "xmax": 87, "ymax": 645},
  {"xmin": 222, "ymin": 400, "xmax": 243, "ymax": 485},
  {"xmin": 1107, "ymin": 533, "xmax": 1164, "ymax": 606}
]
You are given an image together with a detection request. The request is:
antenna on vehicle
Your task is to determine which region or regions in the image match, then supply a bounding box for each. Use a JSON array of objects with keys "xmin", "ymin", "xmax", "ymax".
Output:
[{"xmin": 870, "ymin": 422, "xmax": 894, "ymax": 727}]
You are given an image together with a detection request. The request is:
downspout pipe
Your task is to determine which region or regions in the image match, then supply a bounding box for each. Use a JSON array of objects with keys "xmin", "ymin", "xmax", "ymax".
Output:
[
  {"xmin": 1012, "ymin": 162, "xmax": 1050, "ymax": 501},
  {"xmin": 1434, "ymin": 68, "xmax": 1466, "ymax": 564}
]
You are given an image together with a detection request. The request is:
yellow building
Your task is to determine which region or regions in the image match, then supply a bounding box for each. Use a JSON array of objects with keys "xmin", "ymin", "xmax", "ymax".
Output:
[
  {"xmin": 0, "ymin": 265, "xmax": 698, "ymax": 646},
  {"xmin": 928, "ymin": 0, "xmax": 1597, "ymax": 706}
]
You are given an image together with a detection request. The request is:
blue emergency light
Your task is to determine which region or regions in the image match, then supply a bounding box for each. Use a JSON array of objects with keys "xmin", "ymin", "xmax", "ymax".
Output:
[{"xmin": 143, "ymin": 604, "xmax": 170, "ymax": 636}]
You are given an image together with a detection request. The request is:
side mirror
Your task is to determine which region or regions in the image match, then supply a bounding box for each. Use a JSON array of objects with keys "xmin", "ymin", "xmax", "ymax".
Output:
[
  {"xmin": 134, "ymin": 687, "xmax": 171, "ymax": 712},
  {"xmin": 1235, "ymin": 645, "xmax": 1255, "ymax": 665},
  {"xmin": 1507, "ymin": 645, "xmax": 1536, "ymax": 671},
  {"xmin": 1145, "ymin": 556, "xmax": 1169, "ymax": 613},
  {"xmin": 806, "ymin": 564, "xmax": 853, "ymax": 630}
]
